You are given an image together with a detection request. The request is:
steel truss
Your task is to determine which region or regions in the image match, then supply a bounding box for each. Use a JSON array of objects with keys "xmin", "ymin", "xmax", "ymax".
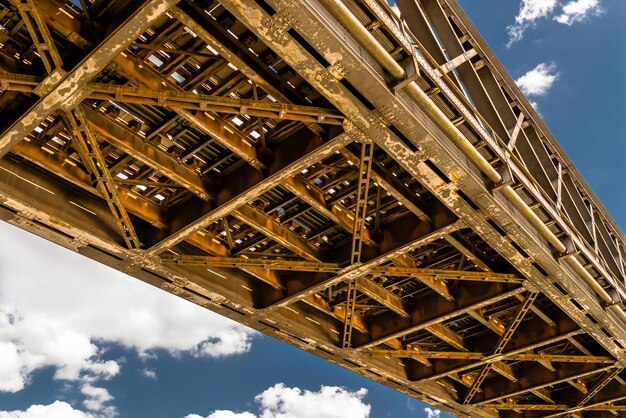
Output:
[{"xmin": 0, "ymin": 0, "xmax": 625, "ymax": 416}]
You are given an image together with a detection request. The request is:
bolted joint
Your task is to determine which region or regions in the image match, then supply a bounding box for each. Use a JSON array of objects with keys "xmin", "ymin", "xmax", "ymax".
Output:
[
  {"xmin": 32, "ymin": 68, "xmax": 67, "ymax": 97},
  {"xmin": 522, "ymin": 280, "xmax": 539, "ymax": 293},
  {"xmin": 391, "ymin": 54, "xmax": 420, "ymax": 92},
  {"xmin": 557, "ymin": 236, "xmax": 578, "ymax": 259},
  {"xmin": 491, "ymin": 163, "xmax": 514, "ymax": 192}
]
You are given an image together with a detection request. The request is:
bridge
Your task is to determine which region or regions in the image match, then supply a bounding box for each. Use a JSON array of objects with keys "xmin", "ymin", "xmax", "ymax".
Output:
[{"xmin": 0, "ymin": 0, "xmax": 625, "ymax": 416}]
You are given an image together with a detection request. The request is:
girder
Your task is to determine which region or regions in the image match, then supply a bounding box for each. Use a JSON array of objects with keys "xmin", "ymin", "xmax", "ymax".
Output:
[{"xmin": 1, "ymin": 0, "xmax": 625, "ymax": 416}]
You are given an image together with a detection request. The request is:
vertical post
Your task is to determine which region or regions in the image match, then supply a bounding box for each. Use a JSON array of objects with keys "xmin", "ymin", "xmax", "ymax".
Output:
[
  {"xmin": 343, "ymin": 141, "xmax": 375, "ymax": 349},
  {"xmin": 463, "ymin": 291, "xmax": 539, "ymax": 404},
  {"xmin": 557, "ymin": 162, "xmax": 563, "ymax": 212}
]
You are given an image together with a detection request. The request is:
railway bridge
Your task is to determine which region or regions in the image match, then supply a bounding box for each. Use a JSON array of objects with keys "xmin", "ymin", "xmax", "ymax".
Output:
[{"xmin": 0, "ymin": 0, "xmax": 625, "ymax": 416}]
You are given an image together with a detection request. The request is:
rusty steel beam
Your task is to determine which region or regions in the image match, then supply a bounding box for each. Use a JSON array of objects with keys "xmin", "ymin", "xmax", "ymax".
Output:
[
  {"xmin": 482, "ymin": 403, "xmax": 626, "ymax": 412},
  {"xmin": 359, "ymin": 285, "xmax": 528, "ymax": 350},
  {"xmin": 547, "ymin": 368, "xmax": 625, "ymax": 418},
  {"xmin": 86, "ymin": 82, "xmax": 344, "ymax": 125},
  {"xmin": 172, "ymin": 2, "xmax": 304, "ymax": 105},
  {"xmin": 283, "ymin": 174, "xmax": 379, "ymax": 248},
  {"xmin": 82, "ymin": 105, "xmax": 212, "ymax": 201},
  {"xmin": 0, "ymin": 72, "xmax": 42, "ymax": 92},
  {"xmin": 304, "ymin": 294, "xmax": 369, "ymax": 334},
  {"xmin": 474, "ymin": 363, "xmax": 617, "ymax": 406},
  {"xmin": 145, "ymin": 125, "xmax": 352, "ymax": 254},
  {"xmin": 426, "ymin": 323, "xmax": 468, "ymax": 351},
  {"xmin": 340, "ymin": 150, "xmax": 433, "ymax": 223},
  {"xmin": 282, "ymin": 172, "xmax": 515, "ymax": 309},
  {"xmin": 369, "ymin": 350, "xmax": 614, "ymax": 364},
  {"xmin": 112, "ymin": 53, "xmax": 266, "ymax": 171},
  {"xmin": 0, "ymin": 76, "xmax": 343, "ymax": 124},
  {"xmin": 283, "ymin": 170, "xmax": 465, "ymax": 316},
  {"xmin": 0, "ymin": 147, "xmax": 443, "ymax": 410},
  {"xmin": 9, "ymin": 117, "xmax": 284, "ymax": 288},
  {"xmin": 468, "ymin": 309, "xmax": 506, "ymax": 336},
  {"xmin": 21, "ymin": 0, "xmax": 91, "ymax": 50},
  {"xmin": 0, "ymin": 0, "xmax": 623, "ymax": 415},
  {"xmin": 543, "ymin": 395, "xmax": 626, "ymax": 417},
  {"xmin": 83, "ymin": 106, "xmax": 331, "ymax": 279},
  {"xmin": 231, "ymin": 204, "xmax": 325, "ymax": 262},
  {"xmin": 6, "ymin": 132, "xmax": 283, "ymax": 289},
  {"xmin": 159, "ymin": 254, "xmax": 522, "ymax": 282},
  {"xmin": 463, "ymin": 291, "xmax": 540, "ymax": 403},
  {"xmin": 264, "ymin": 219, "xmax": 462, "ymax": 310},
  {"xmin": 355, "ymin": 276, "xmax": 409, "ymax": 318},
  {"xmin": 0, "ymin": 0, "xmax": 181, "ymax": 158},
  {"xmin": 216, "ymin": 0, "xmax": 626, "ymax": 384},
  {"xmin": 283, "ymin": 168, "xmax": 460, "ymax": 311},
  {"xmin": 9, "ymin": 135, "xmax": 170, "ymax": 229},
  {"xmin": 14, "ymin": 0, "xmax": 64, "ymax": 73},
  {"xmin": 417, "ymin": 325, "xmax": 585, "ymax": 384},
  {"xmin": 394, "ymin": 253, "xmax": 455, "ymax": 302},
  {"xmin": 66, "ymin": 108, "xmax": 141, "ymax": 249},
  {"xmin": 445, "ymin": 229, "xmax": 556, "ymax": 327}
]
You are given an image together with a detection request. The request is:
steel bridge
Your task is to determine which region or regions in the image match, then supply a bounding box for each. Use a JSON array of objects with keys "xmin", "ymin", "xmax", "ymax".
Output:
[{"xmin": 0, "ymin": 0, "xmax": 625, "ymax": 416}]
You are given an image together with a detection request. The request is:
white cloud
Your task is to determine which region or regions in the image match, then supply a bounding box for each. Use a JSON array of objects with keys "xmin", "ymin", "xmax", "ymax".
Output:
[
  {"xmin": 257, "ymin": 384, "xmax": 370, "ymax": 418},
  {"xmin": 81, "ymin": 384, "xmax": 114, "ymax": 414},
  {"xmin": 142, "ymin": 369, "xmax": 157, "ymax": 379},
  {"xmin": 0, "ymin": 341, "xmax": 23, "ymax": 392},
  {"xmin": 554, "ymin": 0, "xmax": 601, "ymax": 25},
  {"xmin": 515, "ymin": 62, "xmax": 559, "ymax": 96},
  {"xmin": 0, "ymin": 401, "xmax": 94, "ymax": 418},
  {"xmin": 507, "ymin": 0, "xmax": 602, "ymax": 45},
  {"xmin": 0, "ymin": 222, "xmax": 256, "ymax": 397},
  {"xmin": 208, "ymin": 412, "xmax": 257, "ymax": 418},
  {"xmin": 507, "ymin": 0, "xmax": 557, "ymax": 46},
  {"xmin": 187, "ymin": 384, "xmax": 371, "ymax": 418},
  {"xmin": 424, "ymin": 407, "xmax": 441, "ymax": 418}
]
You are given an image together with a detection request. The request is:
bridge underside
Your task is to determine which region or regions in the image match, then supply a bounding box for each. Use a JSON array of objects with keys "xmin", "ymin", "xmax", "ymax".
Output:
[{"xmin": 1, "ymin": 0, "xmax": 626, "ymax": 416}]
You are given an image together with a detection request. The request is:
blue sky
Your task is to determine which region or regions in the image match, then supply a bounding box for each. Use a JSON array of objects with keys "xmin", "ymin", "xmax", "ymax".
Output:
[{"xmin": 0, "ymin": 1, "xmax": 624, "ymax": 417}]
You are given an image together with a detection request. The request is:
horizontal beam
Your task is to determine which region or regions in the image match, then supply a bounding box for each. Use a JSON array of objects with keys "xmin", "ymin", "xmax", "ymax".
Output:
[
  {"xmin": 475, "ymin": 364, "xmax": 617, "ymax": 405},
  {"xmin": 83, "ymin": 105, "xmax": 212, "ymax": 200},
  {"xmin": 264, "ymin": 220, "xmax": 463, "ymax": 310},
  {"xmin": 355, "ymin": 277, "xmax": 409, "ymax": 317},
  {"xmin": 0, "ymin": 0, "xmax": 180, "ymax": 157},
  {"xmin": 369, "ymin": 350, "xmax": 614, "ymax": 363},
  {"xmin": 282, "ymin": 174, "xmax": 378, "ymax": 249},
  {"xmin": 231, "ymin": 204, "xmax": 325, "ymax": 262},
  {"xmin": 425, "ymin": 323, "xmax": 468, "ymax": 351},
  {"xmin": 112, "ymin": 53, "xmax": 266, "ymax": 171},
  {"xmin": 85, "ymin": 82, "xmax": 344, "ymax": 125},
  {"xmin": 160, "ymin": 255, "xmax": 522, "ymax": 282},
  {"xmin": 360, "ymin": 286, "xmax": 528, "ymax": 350},
  {"xmin": 147, "ymin": 128, "xmax": 352, "ymax": 254},
  {"xmin": 481, "ymin": 403, "xmax": 626, "ymax": 412}
]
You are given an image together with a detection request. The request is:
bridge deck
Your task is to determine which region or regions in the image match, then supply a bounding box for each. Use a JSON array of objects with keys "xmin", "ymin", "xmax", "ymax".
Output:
[{"xmin": 0, "ymin": 0, "xmax": 625, "ymax": 416}]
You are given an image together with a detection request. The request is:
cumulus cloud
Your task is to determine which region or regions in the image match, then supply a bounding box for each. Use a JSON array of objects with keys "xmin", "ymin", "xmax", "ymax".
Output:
[
  {"xmin": 507, "ymin": 0, "xmax": 557, "ymax": 46},
  {"xmin": 0, "ymin": 401, "xmax": 94, "ymax": 418},
  {"xmin": 554, "ymin": 0, "xmax": 602, "ymax": 25},
  {"xmin": 515, "ymin": 63, "xmax": 559, "ymax": 96},
  {"xmin": 186, "ymin": 384, "xmax": 371, "ymax": 418},
  {"xmin": 0, "ymin": 223, "xmax": 256, "ymax": 401},
  {"xmin": 81, "ymin": 384, "xmax": 114, "ymax": 413},
  {"xmin": 424, "ymin": 407, "xmax": 441, "ymax": 418},
  {"xmin": 208, "ymin": 412, "xmax": 257, "ymax": 418},
  {"xmin": 507, "ymin": 0, "xmax": 602, "ymax": 45}
]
